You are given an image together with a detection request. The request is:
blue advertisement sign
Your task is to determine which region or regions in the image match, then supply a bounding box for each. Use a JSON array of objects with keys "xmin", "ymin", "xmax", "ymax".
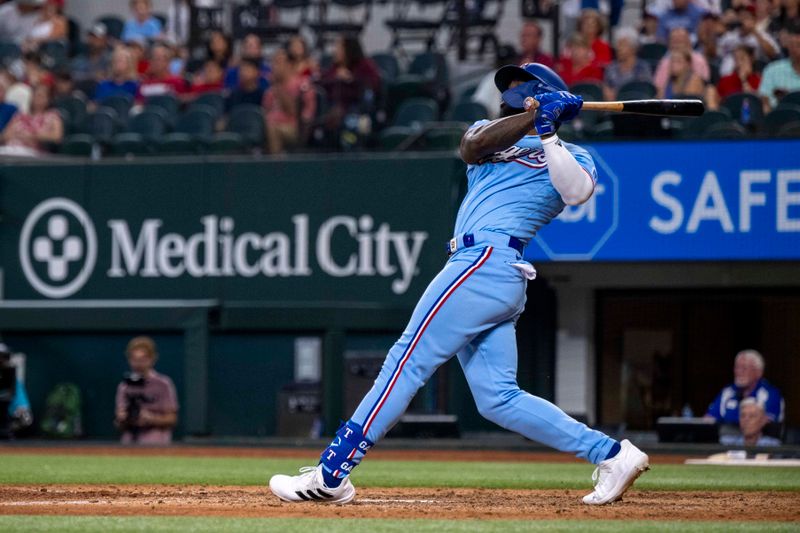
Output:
[{"xmin": 525, "ymin": 140, "xmax": 800, "ymax": 261}]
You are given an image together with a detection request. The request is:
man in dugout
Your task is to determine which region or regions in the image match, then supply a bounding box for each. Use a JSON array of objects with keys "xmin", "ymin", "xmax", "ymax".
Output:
[{"xmin": 114, "ymin": 336, "xmax": 178, "ymax": 445}]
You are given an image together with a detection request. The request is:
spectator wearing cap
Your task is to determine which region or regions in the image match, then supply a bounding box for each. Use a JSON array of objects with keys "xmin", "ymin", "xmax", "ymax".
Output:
[
  {"xmin": 0, "ymin": 83, "xmax": 63, "ymax": 156},
  {"xmin": 577, "ymin": 9, "xmax": 613, "ymax": 68},
  {"xmin": 224, "ymin": 33, "xmax": 270, "ymax": 91},
  {"xmin": 518, "ymin": 20, "xmax": 555, "ymax": 68},
  {"xmin": 94, "ymin": 46, "xmax": 139, "ymax": 102},
  {"xmin": 603, "ymin": 27, "xmax": 653, "ymax": 99},
  {"xmin": 0, "ymin": 0, "xmax": 43, "ymax": 45},
  {"xmin": 136, "ymin": 42, "xmax": 188, "ymax": 102},
  {"xmin": 720, "ymin": 398, "xmax": 782, "ymax": 447},
  {"xmin": 718, "ymin": 4, "xmax": 779, "ymax": 77},
  {"xmin": 707, "ymin": 350, "xmax": 784, "ymax": 425},
  {"xmin": 556, "ymin": 34, "xmax": 604, "ymax": 86},
  {"xmin": 760, "ymin": 21, "xmax": 800, "ymax": 109},
  {"xmin": 121, "ymin": 0, "xmax": 163, "ymax": 43},
  {"xmin": 71, "ymin": 23, "xmax": 112, "ymax": 83},
  {"xmin": 716, "ymin": 44, "xmax": 761, "ymax": 99},
  {"xmin": 654, "ymin": 28, "xmax": 711, "ymax": 89},
  {"xmin": 224, "ymin": 57, "xmax": 265, "ymax": 111},
  {"xmin": 657, "ymin": 0, "xmax": 708, "ymax": 43},
  {"xmin": 262, "ymin": 48, "xmax": 316, "ymax": 154},
  {"xmin": 24, "ymin": 0, "xmax": 66, "ymax": 52}
]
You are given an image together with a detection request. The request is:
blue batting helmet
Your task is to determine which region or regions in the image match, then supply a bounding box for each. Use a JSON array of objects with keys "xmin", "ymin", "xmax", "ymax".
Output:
[{"xmin": 494, "ymin": 62, "xmax": 568, "ymax": 108}]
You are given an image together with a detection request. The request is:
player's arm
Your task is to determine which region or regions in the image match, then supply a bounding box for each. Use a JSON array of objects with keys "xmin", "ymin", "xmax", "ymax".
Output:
[
  {"xmin": 542, "ymin": 136, "xmax": 595, "ymax": 206},
  {"xmin": 459, "ymin": 104, "xmax": 540, "ymax": 165}
]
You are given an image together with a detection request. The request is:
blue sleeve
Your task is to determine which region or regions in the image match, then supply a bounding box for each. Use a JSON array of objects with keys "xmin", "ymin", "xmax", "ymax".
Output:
[
  {"xmin": 149, "ymin": 18, "xmax": 163, "ymax": 37},
  {"xmin": 565, "ymin": 142, "xmax": 598, "ymax": 183},
  {"xmin": 706, "ymin": 390, "xmax": 723, "ymax": 419},
  {"xmin": 121, "ymin": 21, "xmax": 134, "ymax": 42},
  {"xmin": 764, "ymin": 386, "xmax": 784, "ymax": 422}
]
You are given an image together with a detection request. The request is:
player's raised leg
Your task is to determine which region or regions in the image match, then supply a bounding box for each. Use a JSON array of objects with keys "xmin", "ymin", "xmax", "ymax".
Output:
[{"xmin": 457, "ymin": 320, "xmax": 649, "ymax": 504}]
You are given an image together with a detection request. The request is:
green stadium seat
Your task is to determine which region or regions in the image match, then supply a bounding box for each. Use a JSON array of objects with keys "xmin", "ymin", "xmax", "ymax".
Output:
[
  {"xmin": 423, "ymin": 122, "xmax": 467, "ymax": 151},
  {"xmin": 447, "ymin": 101, "xmax": 488, "ymax": 124},
  {"xmin": 110, "ymin": 132, "xmax": 150, "ymax": 156},
  {"xmin": 392, "ymin": 97, "xmax": 439, "ymax": 128},
  {"xmin": 779, "ymin": 90, "xmax": 800, "ymax": 108},
  {"xmin": 569, "ymin": 82, "xmax": 604, "ymax": 103},
  {"xmin": 145, "ymin": 94, "xmax": 180, "ymax": 119},
  {"xmin": 0, "ymin": 41, "xmax": 21, "ymax": 67},
  {"xmin": 54, "ymin": 95, "xmax": 88, "ymax": 133},
  {"xmin": 379, "ymin": 126, "xmax": 414, "ymax": 150},
  {"xmin": 777, "ymin": 120, "xmax": 800, "ymax": 138},
  {"xmin": 721, "ymin": 92, "xmax": 764, "ymax": 130},
  {"xmin": 681, "ymin": 109, "xmax": 733, "ymax": 139},
  {"xmin": 637, "ymin": 43, "xmax": 667, "ymax": 69},
  {"xmin": 174, "ymin": 107, "xmax": 215, "ymax": 141},
  {"xmin": 208, "ymin": 132, "xmax": 248, "ymax": 154},
  {"xmin": 589, "ymin": 120, "xmax": 615, "ymax": 140},
  {"xmin": 97, "ymin": 16, "xmax": 124, "ymax": 40},
  {"xmin": 371, "ymin": 53, "xmax": 400, "ymax": 83},
  {"xmin": 191, "ymin": 92, "xmax": 225, "ymax": 119},
  {"xmin": 457, "ymin": 85, "xmax": 478, "ymax": 104},
  {"xmin": 703, "ymin": 121, "xmax": 747, "ymax": 139},
  {"xmin": 158, "ymin": 133, "xmax": 198, "ymax": 155},
  {"xmin": 82, "ymin": 107, "xmax": 119, "ymax": 143},
  {"xmin": 226, "ymin": 104, "xmax": 265, "ymax": 147},
  {"xmin": 60, "ymin": 134, "xmax": 95, "ymax": 157},
  {"xmin": 763, "ymin": 106, "xmax": 800, "ymax": 137},
  {"xmin": 126, "ymin": 110, "xmax": 168, "ymax": 141},
  {"xmin": 39, "ymin": 40, "xmax": 68, "ymax": 69},
  {"xmin": 99, "ymin": 94, "xmax": 133, "ymax": 123},
  {"xmin": 617, "ymin": 80, "xmax": 657, "ymax": 99}
]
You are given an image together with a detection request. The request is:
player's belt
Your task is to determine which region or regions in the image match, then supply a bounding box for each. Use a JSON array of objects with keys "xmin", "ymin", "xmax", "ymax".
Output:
[{"xmin": 447, "ymin": 232, "xmax": 525, "ymax": 256}]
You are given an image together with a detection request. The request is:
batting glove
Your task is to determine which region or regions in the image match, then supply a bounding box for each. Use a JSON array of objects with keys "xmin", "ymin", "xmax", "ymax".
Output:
[{"xmin": 532, "ymin": 91, "xmax": 583, "ymax": 136}]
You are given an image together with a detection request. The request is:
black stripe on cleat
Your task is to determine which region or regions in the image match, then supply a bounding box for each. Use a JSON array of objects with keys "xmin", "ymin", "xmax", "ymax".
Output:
[
  {"xmin": 295, "ymin": 491, "xmax": 310, "ymax": 501},
  {"xmin": 306, "ymin": 490, "xmax": 323, "ymax": 500},
  {"xmin": 317, "ymin": 489, "xmax": 333, "ymax": 498}
]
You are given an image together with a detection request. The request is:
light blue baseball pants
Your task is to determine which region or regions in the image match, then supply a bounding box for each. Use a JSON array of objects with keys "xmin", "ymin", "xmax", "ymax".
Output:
[{"xmin": 349, "ymin": 239, "xmax": 616, "ymax": 464}]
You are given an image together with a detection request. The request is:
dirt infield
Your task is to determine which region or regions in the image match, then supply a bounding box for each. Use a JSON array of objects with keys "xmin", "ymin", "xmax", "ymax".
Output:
[{"xmin": 0, "ymin": 484, "xmax": 797, "ymax": 521}]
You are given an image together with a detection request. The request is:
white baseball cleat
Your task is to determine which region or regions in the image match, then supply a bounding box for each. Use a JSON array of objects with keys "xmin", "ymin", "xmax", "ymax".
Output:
[
  {"xmin": 582, "ymin": 439, "xmax": 649, "ymax": 505},
  {"xmin": 269, "ymin": 466, "xmax": 356, "ymax": 504}
]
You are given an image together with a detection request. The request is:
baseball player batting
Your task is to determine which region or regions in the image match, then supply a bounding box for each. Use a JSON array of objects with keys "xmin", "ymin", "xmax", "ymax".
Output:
[{"xmin": 270, "ymin": 63, "xmax": 650, "ymax": 505}]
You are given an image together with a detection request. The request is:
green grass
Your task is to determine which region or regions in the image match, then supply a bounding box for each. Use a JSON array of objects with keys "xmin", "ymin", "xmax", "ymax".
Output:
[
  {"xmin": 2, "ymin": 453, "xmax": 799, "ymax": 491},
  {"xmin": 0, "ymin": 517, "xmax": 797, "ymax": 533}
]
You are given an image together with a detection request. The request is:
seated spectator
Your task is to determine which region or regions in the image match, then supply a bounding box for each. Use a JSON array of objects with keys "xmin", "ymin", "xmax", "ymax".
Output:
[
  {"xmin": 0, "ymin": 84, "xmax": 62, "ymax": 157},
  {"xmin": 224, "ymin": 33, "xmax": 270, "ymax": 91},
  {"xmin": 225, "ymin": 57, "xmax": 265, "ymax": 111},
  {"xmin": 71, "ymin": 23, "xmax": 112, "ymax": 83},
  {"xmin": 262, "ymin": 48, "xmax": 316, "ymax": 154},
  {"xmin": 718, "ymin": 5, "xmax": 779, "ymax": 77},
  {"xmin": 23, "ymin": 0, "xmax": 66, "ymax": 52},
  {"xmin": 603, "ymin": 27, "xmax": 653, "ymax": 100},
  {"xmin": 518, "ymin": 20, "xmax": 554, "ymax": 68},
  {"xmin": 52, "ymin": 68, "xmax": 75, "ymax": 99},
  {"xmin": 759, "ymin": 21, "xmax": 800, "ymax": 110},
  {"xmin": 577, "ymin": 9, "xmax": 613, "ymax": 68},
  {"xmin": 655, "ymin": 28, "xmax": 711, "ymax": 89},
  {"xmin": 0, "ymin": 75, "xmax": 17, "ymax": 133},
  {"xmin": 286, "ymin": 35, "xmax": 318, "ymax": 80},
  {"xmin": 768, "ymin": 0, "xmax": 799, "ymax": 45},
  {"xmin": 137, "ymin": 42, "xmax": 188, "ymax": 102},
  {"xmin": 122, "ymin": 0, "xmax": 164, "ymax": 43},
  {"xmin": 707, "ymin": 350, "xmax": 784, "ymax": 425},
  {"xmin": 717, "ymin": 45, "xmax": 761, "ymax": 99},
  {"xmin": 639, "ymin": 12, "xmax": 660, "ymax": 45},
  {"xmin": 696, "ymin": 13, "xmax": 724, "ymax": 83},
  {"xmin": 720, "ymin": 398, "xmax": 782, "ymax": 447},
  {"xmin": 94, "ymin": 46, "xmax": 140, "ymax": 102},
  {"xmin": 190, "ymin": 59, "xmax": 224, "ymax": 95},
  {"xmin": 206, "ymin": 30, "xmax": 232, "ymax": 68},
  {"xmin": 556, "ymin": 34, "xmax": 604, "ymax": 86},
  {"xmin": 320, "ymin": 36, "xmax": 381, "ymax": 136},
  {"xmin": 126, "ymin": 36, "xmax": 149, "ymax": 75},
  {"xmin": 657, "ymin": 0, "xmax": 707, "ymax": 43},
  {"xmin": 658, "ymin": 50, "xmax": 706, "ymax": 97},
  {"xmin": 0, "ymin": 0, "xmax": 42, "ymax": 45},
  {"xmin": 114, "ymin": 336, "xmax": 178, "ymax": 445}
]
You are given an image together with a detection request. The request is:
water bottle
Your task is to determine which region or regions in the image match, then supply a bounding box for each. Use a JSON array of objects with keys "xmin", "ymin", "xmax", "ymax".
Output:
[
  {"xmin": 741, "ymin": 98, "xmax": 751, "ymax": 127},
  {"xmin": 681, "ymin": 403, "xmax": 694, "ymax": 418}
]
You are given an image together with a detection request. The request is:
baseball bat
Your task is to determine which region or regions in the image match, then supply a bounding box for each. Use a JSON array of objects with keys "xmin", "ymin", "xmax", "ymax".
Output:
[{"xmin": 581, "ymin": 99, "xmax": 705, "ymax": 117}]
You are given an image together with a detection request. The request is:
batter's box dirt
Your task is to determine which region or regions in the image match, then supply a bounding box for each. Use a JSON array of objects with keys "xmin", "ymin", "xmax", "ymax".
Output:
[{"xmin": 0, "ymin": 485, "xmax": 797, "ymax": 522}]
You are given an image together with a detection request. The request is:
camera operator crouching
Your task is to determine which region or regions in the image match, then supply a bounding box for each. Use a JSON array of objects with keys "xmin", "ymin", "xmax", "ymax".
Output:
[{"xmin": 114, "ymin": 336, "xmax": 178, "ymax": 445}]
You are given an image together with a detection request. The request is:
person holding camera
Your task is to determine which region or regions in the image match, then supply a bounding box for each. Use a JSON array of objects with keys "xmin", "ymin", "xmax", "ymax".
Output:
[{"xmin": 114, "ymin": 336, "xmax": 178, "ymax": 445}]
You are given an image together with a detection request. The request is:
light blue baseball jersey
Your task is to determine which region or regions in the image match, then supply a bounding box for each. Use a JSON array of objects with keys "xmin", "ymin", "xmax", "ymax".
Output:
[{"xmin": 454, "ymin": 120, "xmax": 598, "ymax": 244}]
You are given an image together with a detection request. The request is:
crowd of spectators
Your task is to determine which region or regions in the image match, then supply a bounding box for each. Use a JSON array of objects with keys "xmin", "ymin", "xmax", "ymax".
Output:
[{"xmin": 0, "ymin": 0, "xmax": 796, "ymax": 157}]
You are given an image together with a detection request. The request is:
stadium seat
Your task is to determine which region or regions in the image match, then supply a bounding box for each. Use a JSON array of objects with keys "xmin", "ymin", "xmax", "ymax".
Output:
[
  {"xmin": 638, "ymin": 43, "xmax": 668, "ymax": 70},
  {"xmin": 457, "ymin": 85, "xmax": 478, "ymax": 104},
  {"xmin": 447, "ymin": 101, "xmax": 488, "ymax": 123},
  {"xmin": 385, "ymin": 0, "xmax": 449, "ymax": 53},
  {"xmin": 371, "ymin": 53, "xmax": 400, "ymax": 83},
  {"xmin": 174, "ymin": 107, "xmax": 215, "ymax": 140},
  {"xmin": 702, "ymin": 121, "xmax": 747, "ymax": 139},
  {"xmin": 408, "ymin": 51, "xmax": 450, "ymax": 85},
  {"xmin": 617, "ymin": 81, "xmax": 657, "ymax": 99},
  {"xmin": 99, "ymin": 94, "xmax": 133, "ymax": 124},
  {"xmin": 570, "ymin": 82, "xmax": 604, "ymax": 103},
  {"xmin": 681, "ymin": 109, "xmax": 733, "ymax": 139},
  {"xmin": 721, "ymin": 92, "xmax": 764, "ymax": 130},
  {"xmin": 392, "ymin": 97, "xmax": 439, "ymax": 128},
  {"xmin": 226, "ymin": 105, "xmax": 266, "ymax": 147},
  {"xmin": 59, "ymin": 134, "xmax": 95, "ymax": 157},
  {"xmin": 779, "ymin": 90, "xmax": 800, "ymax": 108},
  {"xmin": 238, "ymin": 0, "xmax": 311, "ymax": 45},
  {"xmin": 190, "ymin": 92, "xmax": 225, "ymax": 119},
  {"xmin": 110, "ymin": 132, "xmax": 150, "ymax": 156},
  {"xmin": 97, "ymin": 16, "xmax": 124, "ymax": 40},
  {"xmin": 0, "ymin": 41, "xmax": 21, "ymax": 67},
  {"xmin": 126, "ymin": 109, "xmax": 168, "ymax": 141},
  {"xmin": 54, "ymin": 95, "xmax": 88, "ymax": 133},
  {"xmin": 379, "ymin": 126, "xmax": 415, "ymax": 150},
  {"xmin": 589, "ymin": 120, "xmax": 616, "ymax": 141},
  {"xmin": 388, "ymin": 52, "xmax": 450, "ymax": 114},
  {"xmin": 777, "ymin": 120, "xmax": 800, "ymax": 138},
  {"xmin": 82, "ymin": 107, "xmax": 119, "ymax": 143},
  {"xmin": 423, "ymin": 122, "xmax": 467, "ymax": 151},
  {"xmin": 763, "ymin": 106, "xmax": 800, "ymax": 137},
  {"xmin": 309, "ymin": 0, "xmax": 371, "ymax": 50},
  {"xmin": 39, "ymin": 41, "xmax": 68, "ymax": 69},
  {"xmin": 208, "ymin": 132, "xmax": 248, "ymax": 154},
  {"xmin": 145, "ymin": 94, "xmax": 180, "ymax": 119},
  {"xmin": 444, "ymin": 0, "xmax": 506, "ymax": 58},
  {"xmin": 157, "ymin": 133, "xmax": 198, "ymax": 155}
]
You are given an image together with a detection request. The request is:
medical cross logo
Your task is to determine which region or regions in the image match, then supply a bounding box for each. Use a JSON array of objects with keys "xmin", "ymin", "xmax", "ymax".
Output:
[{"xmin": 19, "ymin": 198, "xmax": 97, "ymax": 299}]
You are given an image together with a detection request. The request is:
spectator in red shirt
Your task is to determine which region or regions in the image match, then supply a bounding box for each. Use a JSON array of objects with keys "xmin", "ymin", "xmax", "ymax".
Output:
[
  {"xmin": 577, "ymin": 9, "xmax": 613, "ymax": 68},
  {"xmin": 557, "ymin": 35, "xmax": 605, "ymax": 86},
  {"xmin": 716, "ymin": 45, "xmax": 761, "ymax": 99},
  {"xmin": 137, "ymin": 42, "xmax": 188, "ymax": 102},
  {"xmin": 190, "ymin": 59, "xmax": 224, "ymax": 95},
  {"xmin": 518, "ymin": 20, "xmax": 554, "ymax": 68},
  {"xmin": 263, "ymin": 48, "xmax": 316, "ymax": 154}
]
